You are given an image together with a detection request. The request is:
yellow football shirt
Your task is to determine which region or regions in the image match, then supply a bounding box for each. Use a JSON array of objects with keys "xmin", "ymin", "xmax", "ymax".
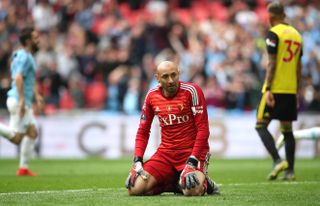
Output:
[{"xmin": 262, "ymin": 23, "xmax": 302, "ymax": 94}]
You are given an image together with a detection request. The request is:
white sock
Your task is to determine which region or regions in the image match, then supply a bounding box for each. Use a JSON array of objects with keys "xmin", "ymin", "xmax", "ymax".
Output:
[
  {"xmin": 0, "ymin": 123, "xmax": 14, "ymax": 140},
  {"xmin": 276, "ymin": 134, "xmax": 285, "ymax": 150},
  {"xmin": 19, "ymin": 136, "xmax": 35, "ymax": 169},
  {"xmin": 294, "ymin": 127, "xmax": 320, "ymax": 140},
  {"xmin": 276, "ymin": 127, "xmax": 320, "ymax": 150}
]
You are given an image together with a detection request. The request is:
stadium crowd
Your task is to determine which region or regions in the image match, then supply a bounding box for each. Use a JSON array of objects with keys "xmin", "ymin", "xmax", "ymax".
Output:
[{"xmin": 0, "ymin": 0, "xmax": 319, "ymax": 115}]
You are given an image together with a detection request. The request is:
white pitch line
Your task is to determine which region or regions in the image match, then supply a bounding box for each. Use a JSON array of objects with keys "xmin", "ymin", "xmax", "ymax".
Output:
[
  {"xmin": 0, "ymin": 188, "xmax": 125, "ymax": 196},
  {"xmin": 0, "ymin": 181, "xmax": 319, "ymax": 196}
]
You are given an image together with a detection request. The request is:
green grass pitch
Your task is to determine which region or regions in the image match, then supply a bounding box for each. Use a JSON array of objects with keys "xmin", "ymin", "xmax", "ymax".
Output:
[{"xmin": 0, "ymin": 158, "xmax": 319, "ymax": 206}]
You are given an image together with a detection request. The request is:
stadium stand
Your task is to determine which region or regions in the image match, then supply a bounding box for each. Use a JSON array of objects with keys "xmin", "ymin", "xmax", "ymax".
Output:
[{"xmin": 0, "ymin": 0, "xmax": 319, "ymax": 114}]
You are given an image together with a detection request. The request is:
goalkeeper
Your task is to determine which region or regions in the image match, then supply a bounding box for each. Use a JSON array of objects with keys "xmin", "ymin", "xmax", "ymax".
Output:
[{"xmin": 125, "ymin": 61, "xmax": 219, "ymax": 196}]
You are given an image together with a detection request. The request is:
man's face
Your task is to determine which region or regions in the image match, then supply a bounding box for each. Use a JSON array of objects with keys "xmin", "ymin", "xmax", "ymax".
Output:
[
  {"xmin": 156, "ymin": 63, "xmax": 180, "ymax": 97},
  {"xmin": 30, "ymin": 30, "xmax": 40, "ymax": 53}
]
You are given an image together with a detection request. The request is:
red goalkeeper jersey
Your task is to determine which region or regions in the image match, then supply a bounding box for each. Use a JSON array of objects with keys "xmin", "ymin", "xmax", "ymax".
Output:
[{"xmin": 134, "ymin": 81, "xmax": 210, "ymax": 160}]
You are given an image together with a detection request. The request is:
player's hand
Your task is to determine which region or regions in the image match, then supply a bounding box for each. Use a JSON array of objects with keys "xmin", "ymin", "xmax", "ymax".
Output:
[
  {"xmin": 125, "ymin": 157, "xmax": 148, "ymax": 189},
  {"xmin": 265, "ymin": 91, "xmax": 275, "ymax": 108},
  {"xmin": 35, "ymin": 94, "xmax": 44, "ymax": 113},
  {"xmin": 180, "ymin": 156, "xmax": 200, "ymax": 189}
]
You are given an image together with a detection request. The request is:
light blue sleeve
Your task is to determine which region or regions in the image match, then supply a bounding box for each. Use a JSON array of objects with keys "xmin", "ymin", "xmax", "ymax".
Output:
[{"xmin": 12, "ymin": 51, "xmax": 29, "ymax": 76}]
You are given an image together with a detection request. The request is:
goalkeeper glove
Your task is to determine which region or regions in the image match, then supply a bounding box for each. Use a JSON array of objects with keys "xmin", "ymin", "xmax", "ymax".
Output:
[
  {"xmin": 180, "ymin": 156, "xmax": 200, "ymax": 189},
  {"xmin": 125, "ymin": 157, "xmax": 148, "ymax": 189}
]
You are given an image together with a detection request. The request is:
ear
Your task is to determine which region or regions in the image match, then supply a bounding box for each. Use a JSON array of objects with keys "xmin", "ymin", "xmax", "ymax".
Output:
[{"xmin": 155, "ymin": 74, "xmax": 160, "ymax": 83}]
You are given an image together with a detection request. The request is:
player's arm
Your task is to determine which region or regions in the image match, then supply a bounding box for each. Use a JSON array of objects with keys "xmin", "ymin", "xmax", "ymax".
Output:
[
  {"xmin": 33, "ymin": 83, "xmax": 44, "ymax": 113},
  {"xmin": 296, "ymin": 58, "xmax": 302, "ymax": 90},
  {"xmin": 265, "ymin": 31, "xmax": 278, "ymax": 107},
  {"xmin": 15, "ymin": 73, "xmax": 24, "ymax": 100},
  {"xmin": 266, "ymin": 54, "xmax": 276, "ymax": 90},
  {"xmin": 296, "ymin": 47, "xmax": 302, "ymax": 107},
  {"xmin": 191, "ymin": 84, "xmax": 210, "ymax": 159},
  {"xmin": 15, "ymin": 73, "xmax": 25, "ymax": 117},
  {"xmin": 265, "ymin": 31, "xmax": 278, "ymax": 89},
  {"xmin": 134, "ymin": 94, "xmax": 155, "ymax": 159},
  {"xmin": 126, "ymin": 93, "xmax": 155, "ymax": 189},
  {"xmin": 14, "ymin": 54, "xmax": 28, "ymax": 117},
  {"xmin": 180, "ymin": 84, "xmax": 209, "ymax": 190}
]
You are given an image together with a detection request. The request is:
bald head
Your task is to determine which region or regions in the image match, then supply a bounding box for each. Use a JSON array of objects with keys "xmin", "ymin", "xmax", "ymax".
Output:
[
  {"xmin": 155, "ymin": 61, "xmax": 180, "ymax": 98},
  {"xmin": 156, "ymin": 61, "xmax": 179, "ymax": 75}
]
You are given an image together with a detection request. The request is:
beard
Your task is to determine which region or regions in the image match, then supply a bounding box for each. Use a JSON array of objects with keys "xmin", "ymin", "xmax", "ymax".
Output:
[
  {"xmin": 167, "ymin": 84, "xmax": 177, "ymax": 91},
  {"xmin": 166, "ymin": 83, "xmax": 178, "ymax": 96}
]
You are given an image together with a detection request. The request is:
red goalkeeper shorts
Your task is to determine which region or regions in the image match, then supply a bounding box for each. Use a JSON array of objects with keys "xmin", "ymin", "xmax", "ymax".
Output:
[{"xmin": 143, "ymin": 149, "xmax": 207, "ymax": 185}]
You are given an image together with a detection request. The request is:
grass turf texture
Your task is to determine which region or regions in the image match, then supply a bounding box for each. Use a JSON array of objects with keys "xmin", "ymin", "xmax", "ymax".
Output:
[{"xmin": 0, "ymin": 158, "xmax": 319, "ymax": 206}]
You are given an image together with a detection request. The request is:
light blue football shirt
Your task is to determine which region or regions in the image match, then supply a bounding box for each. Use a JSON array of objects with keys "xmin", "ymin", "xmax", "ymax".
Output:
[{"xmin": 7, "ymin": 49, "xmax": 36, "ymax": 107}]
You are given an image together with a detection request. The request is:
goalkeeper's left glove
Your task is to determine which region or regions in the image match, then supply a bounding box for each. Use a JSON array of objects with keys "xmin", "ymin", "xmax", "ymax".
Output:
[
  {"xmin": 179, "ymin": 156, "xmax": 200, "ymax": 189},
  {"xmin": 125, "ymin": 157, "xmax": 148, "ymax": 189}
]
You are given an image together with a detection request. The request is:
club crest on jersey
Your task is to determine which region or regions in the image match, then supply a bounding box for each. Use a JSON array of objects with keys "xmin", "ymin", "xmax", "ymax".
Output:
[
  {"xmin": 178, "ymin": 103, "xmax": 184, "ymax": 111},
  {"xmin": 166, "ymin": 105, "xmax": 172, "ymax": 112},
  {"xmin": 155, "ymin": 106, "xmax": 160, "ymax": 112}
]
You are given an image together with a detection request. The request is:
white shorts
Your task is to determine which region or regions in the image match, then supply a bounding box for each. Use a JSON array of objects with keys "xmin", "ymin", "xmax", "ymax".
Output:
[{"xmin": 6, "ymin": 97, "xmax": 37, "ymax": 133}]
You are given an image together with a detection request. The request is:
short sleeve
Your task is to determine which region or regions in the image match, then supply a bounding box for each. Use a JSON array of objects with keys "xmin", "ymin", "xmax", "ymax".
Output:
[
  {"xmin": 12, "ymin": 51, "xmax": 28, "ymax": 76},
  {"xmin": 265, "ymin": 31, "xmax": 278, "ymax": 54}
]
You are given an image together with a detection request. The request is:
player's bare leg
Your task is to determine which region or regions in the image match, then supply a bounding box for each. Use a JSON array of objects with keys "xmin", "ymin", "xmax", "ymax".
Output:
[
  {"xmin": 10, "ymin": 133, "xmax": 24, "ymax": 145},
  {"xmin": 0, "ymin": 123, "xmax": 24, "ymax": 145},
  {"xmin": 127, "ymin": 172, "xmax": 157, "ymax": 196},
  {"xmin": 181, "ymin": 171, "xmax": 206, "ymax": 196}
]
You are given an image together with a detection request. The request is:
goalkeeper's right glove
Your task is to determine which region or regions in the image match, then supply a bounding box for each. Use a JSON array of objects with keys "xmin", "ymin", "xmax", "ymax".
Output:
[
  {"xmin": 180, "ymin": 156, "xmax": 200, "ymax": 189},
  {"xmin": 125, "ymin": 157, "xmax": 148, "ymax": 189}
]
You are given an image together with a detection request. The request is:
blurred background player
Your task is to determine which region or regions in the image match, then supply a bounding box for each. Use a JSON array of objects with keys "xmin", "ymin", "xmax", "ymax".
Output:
[
  {"xmin": 255, "ymin": 2, "xmax": 302, "ymax": 181},
  {"xmin": 0, "ymin": 27, "xmax": 44, "ymax": 176},
  {"xmin": 276, "ymin": 127, "xmax": 320, "ymax": 150},
  {"xmin": 125, "ymin": 61, "xmax": 219, "ymax": 196}
]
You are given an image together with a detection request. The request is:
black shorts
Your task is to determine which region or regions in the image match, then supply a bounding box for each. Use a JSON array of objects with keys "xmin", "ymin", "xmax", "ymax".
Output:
[{"xmin": 257, "ymin": 93, "xmax": 297, "ymax": 121}]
